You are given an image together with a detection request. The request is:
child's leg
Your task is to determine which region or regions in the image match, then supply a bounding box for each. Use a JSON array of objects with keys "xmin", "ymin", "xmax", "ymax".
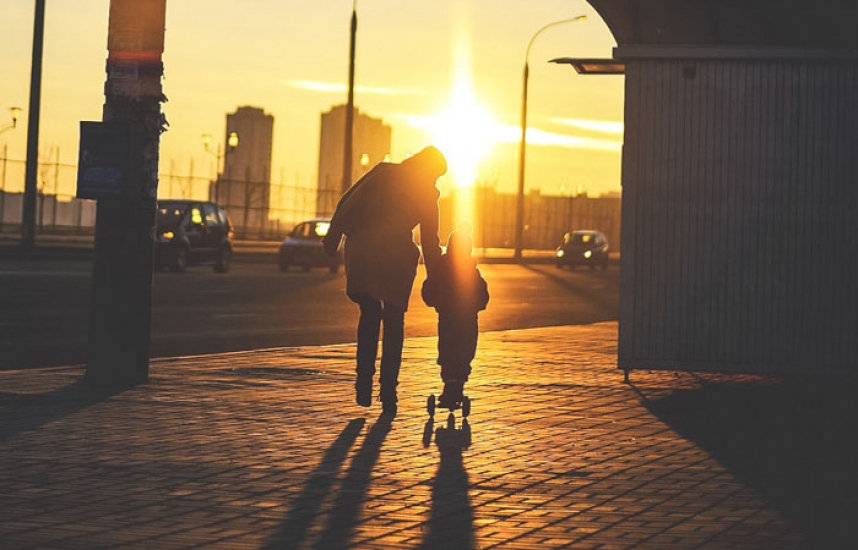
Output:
[
  {"xmin": 438, "ymin": 314, "xmax": 481, "ymax": 403},
  {"xmin": 457, "ymin": 315, "xmax": 479, "ymax": 385}
]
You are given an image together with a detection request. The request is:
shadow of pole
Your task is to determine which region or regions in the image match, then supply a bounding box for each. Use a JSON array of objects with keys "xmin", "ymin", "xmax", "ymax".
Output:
[
  {"xmin": 521, "ymin": 264, "xmax": 618, "ymax": 317},
  {"xmin": 261, "ymin": 417, "xmax": 365, "ymax": 549},
  {"xmin": 419, "ymin": 415, "xmax": 476, "ymax": 550},
  {"xmin": 0, "ymin": 379, "xmax": 123, "ymax": 443}
]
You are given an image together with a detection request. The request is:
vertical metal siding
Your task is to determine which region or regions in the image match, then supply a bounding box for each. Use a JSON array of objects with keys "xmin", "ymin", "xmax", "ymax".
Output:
[
  {"xmin": 620, "ymin": 56, "xmax": 858, "ymax": 375},
  {"xmin": 617, "ymin": 61, "xmax": 640, "ymax": 364}
]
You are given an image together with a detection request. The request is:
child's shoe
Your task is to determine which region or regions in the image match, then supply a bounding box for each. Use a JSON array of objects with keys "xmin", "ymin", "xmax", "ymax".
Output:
[{"xmin": 438, "ymin": 380, "xmax": 464, "ymax": 408}]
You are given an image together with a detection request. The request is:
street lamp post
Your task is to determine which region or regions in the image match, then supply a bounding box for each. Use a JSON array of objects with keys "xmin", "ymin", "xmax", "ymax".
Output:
[
  {"xmin": 202, "ymin": 131, "xmax": 238, "ymax": 203},
  {"xmin": 514, "ymin": 15, "xmax": 586, "ymax": 260},
  {"xmin": 202, "ymin": 132, "xmax": 239, "ymax": 173},
  {"xmin": 341, "ymin": 1, "xmax": 357, "ymax": 196},
  {"xmin": 202, "ymin": 132, "xmax": 222, "ymax": 178},
  {"xmin": 21, "ymin": 0, "xmax": 46, "ymax": 249},
  {"xmin": 0, "ymin": 107, "xmax": 23, "ymax": 137},
  {"xmin": 1, "ymin": 107, "xmax": 23, "ymax": 215}
]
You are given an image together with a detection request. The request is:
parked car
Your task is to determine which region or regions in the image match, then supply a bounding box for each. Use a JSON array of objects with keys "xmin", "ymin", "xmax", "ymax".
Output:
[
  {"xmin": 155, "ymin": 200, "xmax": 233, "ymax": 273},
  {"xmin": 278, "ymin": 218, "xmax": 342, "ymax": 273},
  {"xmin": 555, "ymin": 229, "xmax": 609, "ymax": 270}
]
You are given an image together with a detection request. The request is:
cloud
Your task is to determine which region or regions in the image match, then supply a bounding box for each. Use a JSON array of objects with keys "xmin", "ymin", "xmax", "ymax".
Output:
[
  {"xmin": 548, "ymin": 118, "xmax": 624, "ymax": 135},
  {"xmin": 285, "ymin": 80, "xmax": 424, "ymax": 96},
  {"xmin": 497, "ymin": 124, "xmax": 621, "ymax": 152},
  {"xmin": 397, "ymin": 114, "xmax": 621, "ymax": 152}
]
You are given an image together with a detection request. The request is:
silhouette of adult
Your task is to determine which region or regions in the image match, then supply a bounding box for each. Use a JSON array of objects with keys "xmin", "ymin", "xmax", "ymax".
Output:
[{"xmin": 323, "ymin": 146, "xmax": 447, "ymax": 414}]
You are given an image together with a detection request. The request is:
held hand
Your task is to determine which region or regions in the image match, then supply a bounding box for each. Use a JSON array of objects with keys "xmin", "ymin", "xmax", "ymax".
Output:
[
  {"xmin": 322, "ymin": 234, "xmax": 339, "ymax": 256},
  {"xmin": 421, "ymin": 277, "xmax": 436, "ymax": 307}
]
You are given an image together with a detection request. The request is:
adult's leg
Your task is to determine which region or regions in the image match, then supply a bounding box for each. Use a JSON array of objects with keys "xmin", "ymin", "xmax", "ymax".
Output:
[
  {"xmin": 379, "ymin": 302, "xmax": 405, "ymax": 411},
  {"xmin": 353, "ymin": 293, "xmax": 382, "ymax": 406}
]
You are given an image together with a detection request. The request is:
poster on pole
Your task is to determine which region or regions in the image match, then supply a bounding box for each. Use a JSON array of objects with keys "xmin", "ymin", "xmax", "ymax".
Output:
[{"xmin": 76, "ymin": 121, "xmax": 133, "ymax": 199}]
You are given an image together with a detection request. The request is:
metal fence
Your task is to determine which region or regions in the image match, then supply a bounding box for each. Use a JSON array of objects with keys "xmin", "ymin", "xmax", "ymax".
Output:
[
  {"xmin": 0, "ymin": 153, "xmax": 319, "ymax": 240},
  {"xmin": 440, "ymin": 186, "xmax": 622, "ymax": 252},
  {"xmin": 1, "ymin": 152, "xmax": 621, "ymax": 250}
]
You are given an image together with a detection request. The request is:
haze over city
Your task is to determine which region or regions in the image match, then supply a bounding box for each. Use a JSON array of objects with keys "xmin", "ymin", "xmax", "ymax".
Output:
[{"xmin": 1, "ymin": 0, "xmax": 624, "ymax": 204}]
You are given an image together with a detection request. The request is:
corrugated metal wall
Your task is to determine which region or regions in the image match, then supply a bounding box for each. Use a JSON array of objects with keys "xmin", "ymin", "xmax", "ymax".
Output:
[{"xmin": 619, "ymin": 51, "xmax": 858, "ymax": 374}]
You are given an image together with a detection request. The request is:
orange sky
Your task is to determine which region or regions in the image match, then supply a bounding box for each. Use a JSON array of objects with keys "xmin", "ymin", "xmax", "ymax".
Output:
[{"xmin": 1, "ymin": 0, "xmax": 623, "ymax": 208}]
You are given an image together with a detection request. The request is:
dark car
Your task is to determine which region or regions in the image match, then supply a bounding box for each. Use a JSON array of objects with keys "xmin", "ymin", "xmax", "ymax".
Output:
[
  {"xmin": 279, "ymin": 218, "xmax": 342, "ymax": 273},
  {"xmin": 555, "ymin": 229, "xmax": 609, "ymax": 270},
  {"xmin": 155, "ymin": 200, "xmax": 233, "ymax": 273}
]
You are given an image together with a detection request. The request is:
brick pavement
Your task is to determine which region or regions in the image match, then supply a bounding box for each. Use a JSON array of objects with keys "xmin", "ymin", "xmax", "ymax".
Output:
[{"xmin": 1, "ymin": 322, "xmax": 854, "ymax": 549}]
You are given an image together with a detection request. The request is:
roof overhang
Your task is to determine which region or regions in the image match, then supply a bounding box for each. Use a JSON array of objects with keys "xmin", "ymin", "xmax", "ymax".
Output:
[{"xmin": 586, "ymin": 0, "xmax": 858, "ymax": 50}]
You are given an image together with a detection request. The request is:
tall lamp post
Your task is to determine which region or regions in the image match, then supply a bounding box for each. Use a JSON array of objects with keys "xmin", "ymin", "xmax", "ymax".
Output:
[
  {"xmin": 21, "ymin": 0, "xmax": 46, "ymax": 249},
  {"xmin": 202, "ymin": 131, "xmax": 239, "ymax": 202},
  {"xmin": 514, "ymin": 15, "xmax": 586, "ymax": 260},
  {"xmin": 341, "ymin": 0, "xmax": 358, "ymax": 195},
  {"xmin": 203, "ymin": 131, "xmax": 239, "ymax": 164}
]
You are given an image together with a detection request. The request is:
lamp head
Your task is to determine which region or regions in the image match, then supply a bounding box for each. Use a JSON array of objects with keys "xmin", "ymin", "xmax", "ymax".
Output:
[{"xmin": 10, "ymin": 107, "xmax": 22, "ymax": 127}]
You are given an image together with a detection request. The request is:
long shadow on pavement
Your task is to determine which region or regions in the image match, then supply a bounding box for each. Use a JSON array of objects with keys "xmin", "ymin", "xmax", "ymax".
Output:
[
  {"xmin": 315, "ymin": 414, "xmax": 393, "ymax": 548},
  {"xmin": 643, "ymin": 376, "xmax": 858, "ymax": 549},
  {"xmin": 521, "ymin": 264, "xmax": 618, "ymax": 322},
  {"xmin": 262, "ymin": 417, "xmax": 366, "ymax": 549},
  {"xmin": 0, "ymin": 379, "xmax": 121, "ymax": 443},
  {"xmin": 419, "ymin": 415, "xmax": 475, "ymax": 550}
]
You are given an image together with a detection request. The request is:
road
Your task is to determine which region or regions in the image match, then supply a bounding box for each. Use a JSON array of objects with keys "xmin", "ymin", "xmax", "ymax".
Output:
[{"xmin": 0, "ymin": 257, "xmax": 618, "ymax": 369}]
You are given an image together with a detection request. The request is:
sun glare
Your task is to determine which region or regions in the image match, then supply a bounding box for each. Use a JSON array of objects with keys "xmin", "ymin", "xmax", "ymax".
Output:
[
  {"xmin": 422, "ymin": 29, "xmax": 497, "ymax": 191},
  {"xmin": 427, "ymin": 82, "xmax": 495, "ymax": 190}
]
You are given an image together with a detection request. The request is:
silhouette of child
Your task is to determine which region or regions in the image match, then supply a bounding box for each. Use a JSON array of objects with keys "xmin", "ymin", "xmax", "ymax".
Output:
[{"xmin": 421, "ymin": 224, "xmax": 489, "ymax": 407}]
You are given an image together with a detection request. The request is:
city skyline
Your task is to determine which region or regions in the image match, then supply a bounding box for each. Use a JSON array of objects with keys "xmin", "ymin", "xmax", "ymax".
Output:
[{"xmin": 1, "ymin": 0, "xmax": 624, "ymax": 203}]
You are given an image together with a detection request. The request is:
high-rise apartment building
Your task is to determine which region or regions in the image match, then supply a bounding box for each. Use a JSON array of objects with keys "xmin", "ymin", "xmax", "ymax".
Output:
[
  {"xmin": 210, "ymin": 106, "xmax": 274, "ymax": 234},
  {"xmin": 316, "ymin": 105, "xmax": 391, "ymax": 217}
]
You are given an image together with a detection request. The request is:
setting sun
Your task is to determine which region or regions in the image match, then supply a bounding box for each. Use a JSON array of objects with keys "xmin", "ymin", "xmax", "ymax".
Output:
[
  {"xmin": 426, "ymin": 81, "xmax": 496, "ymax": 190},
  {"xmin": 417, "ymin": 31, "xmax": 498, "ymax": 191}
]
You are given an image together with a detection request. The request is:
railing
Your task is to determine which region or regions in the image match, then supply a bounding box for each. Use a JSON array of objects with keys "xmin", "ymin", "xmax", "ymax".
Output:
[{"xmin": 0, "ymin": 153, "xmax": 622, "ymax": 251}]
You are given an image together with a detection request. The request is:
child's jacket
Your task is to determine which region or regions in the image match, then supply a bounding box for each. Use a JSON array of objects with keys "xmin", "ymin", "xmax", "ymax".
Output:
[
  {"xmin": 422, "ymin": 254, "xmax": 489, "ymax": 372},
  {"xmin": 422, "ymin": 255, "xmax": 489, "ymax": 316}
]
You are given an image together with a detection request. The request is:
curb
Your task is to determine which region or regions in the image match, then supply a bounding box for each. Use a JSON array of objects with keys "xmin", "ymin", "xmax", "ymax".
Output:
[{"xmin": 0, "ymin": 245, "xmax": 585, "ymax": 265}]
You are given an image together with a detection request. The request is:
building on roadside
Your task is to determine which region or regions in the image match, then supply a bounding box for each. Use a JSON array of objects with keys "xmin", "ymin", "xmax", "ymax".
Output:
[
  {"xmin": 584, "ymin": 1, "xmax": 858, "ymax": 377},
  {"xmin": 210, "ymin": 106, "xmax": 274, "ymax": 236},
  {"xmin": 316, "ymin": 105, "xmax": 391, "ymax": 218}
]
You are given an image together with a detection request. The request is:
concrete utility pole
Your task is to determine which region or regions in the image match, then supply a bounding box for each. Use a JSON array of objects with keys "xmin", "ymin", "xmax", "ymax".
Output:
[
  {"xmin": 84, "ymin": 0, "xmax": 167, "ymax": 388},
  {"xmin": 21, "ymin": 0, "xmax": 46, "ymax": 249}
]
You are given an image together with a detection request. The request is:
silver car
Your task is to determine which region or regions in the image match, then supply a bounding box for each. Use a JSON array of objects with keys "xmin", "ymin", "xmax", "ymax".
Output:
[{"xmin": 278, "ymin": 218, "xmax": 342, "ymax": 273}]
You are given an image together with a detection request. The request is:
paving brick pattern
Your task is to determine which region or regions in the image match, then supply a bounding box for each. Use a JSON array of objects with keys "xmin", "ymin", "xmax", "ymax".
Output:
[{"xmin": 1, "ymin": 322, "xmax": 852, "ymax": 549}]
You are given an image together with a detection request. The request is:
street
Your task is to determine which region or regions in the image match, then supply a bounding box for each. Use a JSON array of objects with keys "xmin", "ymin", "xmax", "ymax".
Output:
[{"xmin": 0, "ymin": 257, "xmax": 618, "ymax": 369}]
